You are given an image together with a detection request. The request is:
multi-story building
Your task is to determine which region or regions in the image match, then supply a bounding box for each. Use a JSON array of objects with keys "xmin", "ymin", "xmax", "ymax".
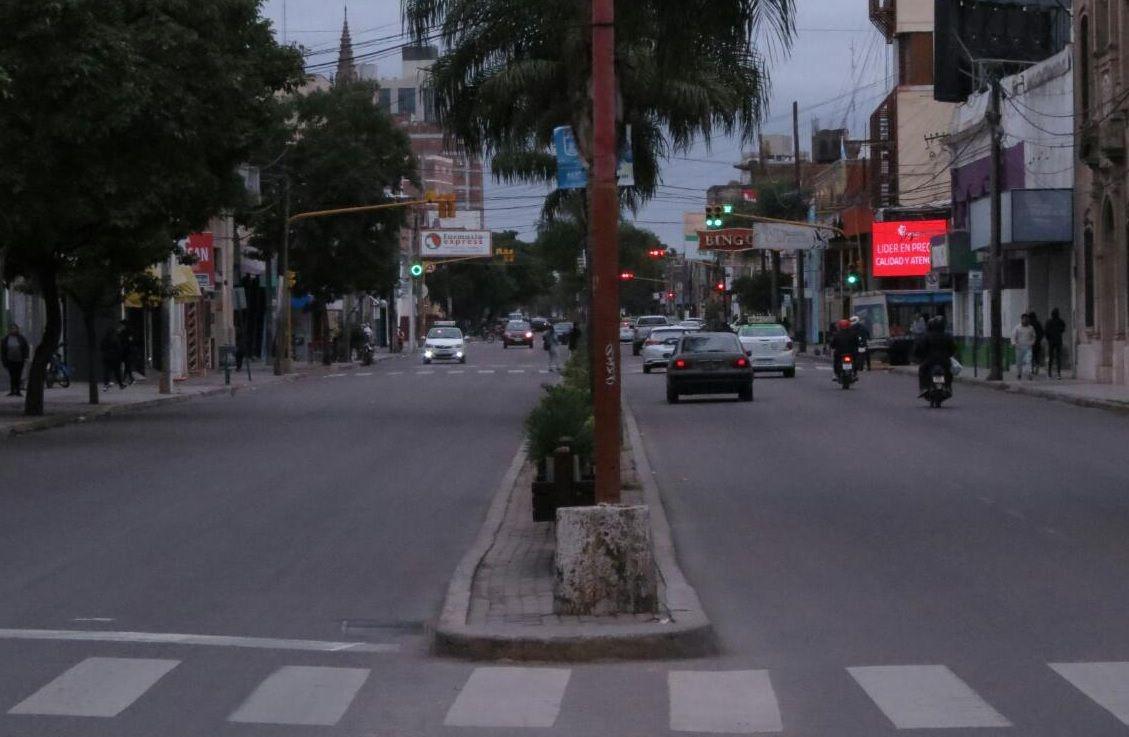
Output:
[
  {"xmin": 1074, "ymin": 0, "xmax": 1129, "ymax": 384},
  {"xmin": 868, "ymin": 0, "xmax": 956, "ymax": 210}
]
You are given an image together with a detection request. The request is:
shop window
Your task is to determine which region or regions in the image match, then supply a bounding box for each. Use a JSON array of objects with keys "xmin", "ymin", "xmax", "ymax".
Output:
[{"xmin": 398, "ymin": 88, "xmax": 416, "ymax": 117}]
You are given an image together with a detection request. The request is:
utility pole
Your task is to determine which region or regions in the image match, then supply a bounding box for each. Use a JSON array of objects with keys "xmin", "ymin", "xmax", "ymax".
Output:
[
  {"xmin": 590, "ymin": 0, "xmax": 620, "ymax": 504},
  {"xmin": 159, "ymin": 255, "xmax": 172, "ymax": 394},
  {"xmin": 987, "ymin": 74, "xmax": 1004, "ymax": 381},
  {"xmin": 274, "ymin": 168, "xmax": 292, "ymax": 375},
  {"xmin": 793, "ymin": 100, "xmax": 806, "ymax": 352}
]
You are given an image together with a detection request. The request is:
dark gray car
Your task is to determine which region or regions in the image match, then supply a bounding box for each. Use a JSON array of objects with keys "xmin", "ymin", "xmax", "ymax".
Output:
[{"xmin": 665, "ymin": 332, "xmax": 754, "ymax": 403}]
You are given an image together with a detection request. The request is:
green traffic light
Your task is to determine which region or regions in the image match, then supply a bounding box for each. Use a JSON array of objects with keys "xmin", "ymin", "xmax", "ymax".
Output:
[
  {"xmin": 410, "ymin": 263, "xmax": 424, "ymax": 278},
  {"xmin": 846, "ymin": 273, "xmax": 859, "ymax": 286},
  {"xmin": 722, "ymin": 204, "xmax": 734, "ymax": 214}
]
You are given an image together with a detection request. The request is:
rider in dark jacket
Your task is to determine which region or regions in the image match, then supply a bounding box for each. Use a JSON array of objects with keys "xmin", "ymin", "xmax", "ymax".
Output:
[
  {"xmin": 914, "ymin": 316, "xmax": 957, "ymax": 393},
  {"xmin": 830, "ymin": 319, "xmax": 858, "ymax": 379}
]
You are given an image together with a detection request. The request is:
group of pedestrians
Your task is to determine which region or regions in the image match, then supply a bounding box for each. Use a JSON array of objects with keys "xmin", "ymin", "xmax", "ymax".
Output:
[
  {"xmin": 100, "ymin": 321, "xmax": 141, "ymax": 390},
  {"xmin": 1011, "ymin": 308, "xmax": 1067, "ymax": 380}
]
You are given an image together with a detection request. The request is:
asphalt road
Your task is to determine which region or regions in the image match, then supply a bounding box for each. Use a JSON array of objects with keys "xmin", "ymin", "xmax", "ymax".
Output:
[{"xmin": 2, "ymin": 341, "xmax": 1129, "ymax": 736}]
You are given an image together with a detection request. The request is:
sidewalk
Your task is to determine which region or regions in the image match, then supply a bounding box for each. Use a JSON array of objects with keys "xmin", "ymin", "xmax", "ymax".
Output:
[
  {"xmin": 433, "ymin": 407, "xmax": 715, "ymax": 661},
  {"xmin": 0, "ymin": 352, "xmax": 396, "ymax": 438}
]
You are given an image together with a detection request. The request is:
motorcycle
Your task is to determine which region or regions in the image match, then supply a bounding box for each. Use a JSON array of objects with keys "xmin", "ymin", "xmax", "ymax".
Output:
[
  {"xmin": 922, "ymin": 365, "xmax": 952, "ymax": 408},
  {"xmin": 838, "ymin": 354, "xmax": 857, "ymax": 390},
  {"xmin": 360, "ymin": 342, "xmax": 375, "ymax": 366}
]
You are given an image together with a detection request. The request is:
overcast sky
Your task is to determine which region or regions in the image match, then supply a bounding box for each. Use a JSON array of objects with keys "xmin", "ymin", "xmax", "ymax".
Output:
[{"xmin": 261, "ymin": 0, "xmax": 890, "ymax": 246}]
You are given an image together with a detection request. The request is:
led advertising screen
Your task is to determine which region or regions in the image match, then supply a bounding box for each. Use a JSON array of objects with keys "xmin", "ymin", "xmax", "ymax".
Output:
[{"xmin": 871, "ymin": 220, "xmax": 948, "ymax": 278}]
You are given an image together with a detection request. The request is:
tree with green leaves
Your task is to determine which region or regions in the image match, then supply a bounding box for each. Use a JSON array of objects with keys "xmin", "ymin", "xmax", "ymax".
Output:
[
  {"xmin": 247, "ymin": 81, "xmax": 417, "ymax": 333},
  {"xmin": 402, "ymin": 0, "xmax": 795, "ymax": 213},
  {"xmin": 0, "ymin": 0, "xmax": 304, "ymax": 414}
]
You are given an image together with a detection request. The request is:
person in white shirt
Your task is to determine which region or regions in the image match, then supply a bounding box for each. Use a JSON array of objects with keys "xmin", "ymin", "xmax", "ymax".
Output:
[{"xmin": 1012, "ymin": 313, "xmax": 1036, "ymax": 380}]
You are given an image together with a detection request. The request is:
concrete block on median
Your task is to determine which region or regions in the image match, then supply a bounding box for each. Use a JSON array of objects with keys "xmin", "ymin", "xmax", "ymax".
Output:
[{"xmin": 553, "ymin": 504, "xmax": 658, "ymax": 616}]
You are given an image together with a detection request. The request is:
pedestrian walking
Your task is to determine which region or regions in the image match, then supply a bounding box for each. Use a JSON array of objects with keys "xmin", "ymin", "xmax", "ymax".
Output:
[
  {"xmin": 1028, "ymin": 311, "xmax": 1044, "ymax": 376},
  {"xmin": 118, "ymin": 321, "xmax": 137, "ymax": 384},
  {"xmin": 100, "ymin": 327, "xmax": 125, "ymax": 390},
  {"xmin": 2, "ymin": 324, "xmax": 30, "ymax": 396},
  {"xmin": 567, "ymin": 321, "xmax": 581, "ymax": 352},
  {"xmin": 911, "ymin": 312, "xmax": 927, "ymax": 338},
  {"xmin": 543, "ymin": 326, "xmax": 561, "ymax": 372},
  {"xmin": 1011, "ymin": 313, "xmax": 1036, "ymax": 381},
  {"xmin": 1045, "ymin": 308, "xmax": 1066, "ymax": 379}
]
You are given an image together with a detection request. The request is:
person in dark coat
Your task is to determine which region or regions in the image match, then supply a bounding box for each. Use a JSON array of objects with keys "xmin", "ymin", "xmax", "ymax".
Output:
[
  {"xmin": 567, "ymin": 321, "xmax": 581, "ymax": 352},
  {"xmin": 2, "ymin": 324, "xmax": 30, "ymax": 396},
  {"xmin": 117, "ymin": 321, "xmax": 138, "ymax": 383},
  {"xmin": 830, "ymin": 318, "xmax": 858, "ymax": 379},
  {"xmin": 100, "ymin": 327, "xmax": 124, "ymax": 390},
  {"xmin": 1044, "ymin": 308, "xmax": 1066, "ymax": 379},
  {"xmin": 914, "ymin": 316, "xmax": 957, "ymax": 393},
  {"xmin": 1028, "ymin": 311, "xmax": 1045, "ymax": 377}
]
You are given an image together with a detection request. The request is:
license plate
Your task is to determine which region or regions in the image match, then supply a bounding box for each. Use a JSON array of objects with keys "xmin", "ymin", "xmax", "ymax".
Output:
[{"xmin": 933, "ymin": 376, "xmax": 945, "ymax": 384}]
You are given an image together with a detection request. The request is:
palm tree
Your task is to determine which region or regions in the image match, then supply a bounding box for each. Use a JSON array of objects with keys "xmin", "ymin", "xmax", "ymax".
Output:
[{"xmin": 402, "ymin": 0, "xmax": 795, "ymax": 211}]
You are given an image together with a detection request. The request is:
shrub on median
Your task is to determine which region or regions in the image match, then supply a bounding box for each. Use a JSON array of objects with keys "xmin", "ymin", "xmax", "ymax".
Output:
[{"xmin": 525, "ymin": 348, "xmax": 593, "ymax": 464}]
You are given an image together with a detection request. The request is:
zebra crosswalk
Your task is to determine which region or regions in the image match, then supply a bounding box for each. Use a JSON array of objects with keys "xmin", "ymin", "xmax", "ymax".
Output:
[{"xmin": 5, "ymin": 657, "xmax": 1129, "ymax": 732}]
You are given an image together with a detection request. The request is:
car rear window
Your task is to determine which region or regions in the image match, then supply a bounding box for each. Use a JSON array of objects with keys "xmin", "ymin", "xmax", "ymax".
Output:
[
  {"xmin": 739, "ymin": 325, "xmax": 788, "ymax": 337},
  {"xmin": 637, "ymin": 317, "xmax": 667, "ymax": 326},
  {"xmin": 650, "ymin": 329, "xmax": 686, "ymax": 339},
  {"xmin": 680, "ymin": 334, "xmax": 742, "ymax": 353}
]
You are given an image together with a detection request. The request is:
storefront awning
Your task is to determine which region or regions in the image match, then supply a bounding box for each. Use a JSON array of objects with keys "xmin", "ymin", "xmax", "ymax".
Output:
[
  {"xmin": 886, "ymin": 291, "xmax": 954, "ymax": 306},
  {"xmin": 124, "ymin": 264, "xmax": 202, "ymax": 308}
]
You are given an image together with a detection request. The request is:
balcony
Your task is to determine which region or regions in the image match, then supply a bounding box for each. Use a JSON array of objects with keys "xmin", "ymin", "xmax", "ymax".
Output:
[{"xmin": 869, "ymin": 0, "xmax": 896, "ymax": 41}]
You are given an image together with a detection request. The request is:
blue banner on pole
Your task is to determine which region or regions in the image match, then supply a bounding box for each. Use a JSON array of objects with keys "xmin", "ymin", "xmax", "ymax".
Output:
[{"xmin": 554, "ymin": 126, "xmax": 588, "ymax": 190}]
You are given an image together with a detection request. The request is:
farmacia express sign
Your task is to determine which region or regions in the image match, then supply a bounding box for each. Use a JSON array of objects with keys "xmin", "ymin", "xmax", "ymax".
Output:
[{"xmin": 871, "ymin": 220, "xmax": 948, "ymax": 277}]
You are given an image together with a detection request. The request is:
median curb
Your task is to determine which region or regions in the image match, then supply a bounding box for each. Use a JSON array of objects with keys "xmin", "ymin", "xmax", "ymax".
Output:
[
  {"xmin": 2, "ymin": 356, "xmax": 392, "ymax": 440},
  {"xmin": 431, "ymin": 408, "xmax": 716, "ymax": 662}
]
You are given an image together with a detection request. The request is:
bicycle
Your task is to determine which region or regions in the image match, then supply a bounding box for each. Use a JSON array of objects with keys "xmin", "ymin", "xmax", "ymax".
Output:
[{"xmin": 45, "ymin": 347, "xmax": 72, "ymax": 389}]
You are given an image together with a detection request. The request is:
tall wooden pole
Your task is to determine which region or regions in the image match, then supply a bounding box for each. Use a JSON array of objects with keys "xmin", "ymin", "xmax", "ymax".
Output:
[
  {"xmin": 590, "ymin": 0, "xmax": 620, "ymax": 504},
  {"xmin": 793, "ymin": 101, "xmax": 806, "ymax": 352},
  {"xmin": 987, "ymin": 75, "xmax": 1004, "ymax": 381}
]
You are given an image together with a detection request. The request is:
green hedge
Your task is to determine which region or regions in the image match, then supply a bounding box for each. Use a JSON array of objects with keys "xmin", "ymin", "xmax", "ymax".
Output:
[{"xmin": 524, "ymin": 348, "xmax": 593, "ymax": 463}]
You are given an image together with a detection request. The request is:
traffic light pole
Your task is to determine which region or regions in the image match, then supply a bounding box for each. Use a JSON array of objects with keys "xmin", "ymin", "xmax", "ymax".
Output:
[{"xmin": 590, "ymin": 0, "xmax": 621, "ymax": 505}]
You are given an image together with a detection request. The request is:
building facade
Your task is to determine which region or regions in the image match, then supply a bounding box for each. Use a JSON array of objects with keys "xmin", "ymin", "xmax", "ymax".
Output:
[{"xmin": 1074, "ymin": 0, "xmax": 1129, "ymax": 384}]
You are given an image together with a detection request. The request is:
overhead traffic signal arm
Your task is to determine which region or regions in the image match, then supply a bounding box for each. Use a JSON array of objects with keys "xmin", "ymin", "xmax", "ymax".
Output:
[{"xmin": 288, "ymin": 190, "xmax": 444, "ymax": 224}]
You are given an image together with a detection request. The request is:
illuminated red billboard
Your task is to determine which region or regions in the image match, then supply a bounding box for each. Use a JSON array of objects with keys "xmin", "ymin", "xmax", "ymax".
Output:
[{"xmin": 871, "ymin": 220, "xmax": 948, "ymax": 277}]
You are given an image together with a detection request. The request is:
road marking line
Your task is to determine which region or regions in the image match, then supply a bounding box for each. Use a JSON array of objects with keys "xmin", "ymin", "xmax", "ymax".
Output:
[
  {"xmin": 326, "ymin": 373, "xmax": 347, "ymax": 378},
  {"xmin": 814, "ymin": 366, "xmax": 833, "ymax": 371},
  {"xmin": 1050, "ymin": 662, "xmax": 1129, "ymax": 725},
  {"xmin": 388, "ymin": 371, "xmax": 404, "ymax": 376},
  {"xmin": 229, "ymin": 666, "xmax": 369, "ymax": 726},
  {"xmin": 448, "ymin": 370, "xmax": 465, "ymax": 375},
  {"xmin": 508, "ymin": 370, "xmax": 525, "ymax": 374},
  {"xmin": 416, "ymin": 370, "xmax": 435, "ymax": 375},
  {"xmin": 539, "ymin": 370, "xmax": 551, "ymax": 374},
  {"xmin": 71, "ymin": 617, "xmax": 115, "ymax": 623},
  {"xmin": 478, "ymin": 370, "xmax": 495, "ymax": 374},
  {"xmin": 444, "ymin": 667, "xmax": 571, "ymax": 728},
  {"xmin": 9, "ymin": 657, "xmax": 178, "ymax": 717},
  {"xmin": 356, "ymin": 372, "xmax": 374, "ymax": 377},
  {"xmin": 0, "ymin": 628, "xmax": 397, "ymax": 653},
  {"xmin": 848, "ymin": 665, "xmax": 1011, "ymax": 729},
  {"xmin": 669, "ymin": 670, "xmax": 783, "ymax": 733}
]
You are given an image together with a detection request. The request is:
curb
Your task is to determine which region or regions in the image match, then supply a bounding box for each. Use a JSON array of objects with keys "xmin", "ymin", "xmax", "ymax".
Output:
[
  {"xmin": 2, "ymin": 356, "xmax": 391, "ymax": 440},
  {"xmin": 431, "ymin": 410, "xmax": 716, "ymax": 662},
  {"xmin": 886, "ymin": 365, "xmax": 1129, "ymax": 415}
]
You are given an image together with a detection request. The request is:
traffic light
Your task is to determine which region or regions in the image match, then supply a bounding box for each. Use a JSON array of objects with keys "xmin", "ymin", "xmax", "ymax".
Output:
[
  {"xmin": 409, "ymin": 262, "xmax": 424, "ymax": 278},
  {"xmin": 438, "ymin": 193, "xmax": 457, "ymax": 218},
  {"xmin": 666, "ymin": 291, "xmax": 676, "ymax": 301},
  {"xmin": 714, "ymin": 280, "xmax": 726, "ymax": 293},
  {"xmin": 647, "ymin": 247, "xmax": 666, "ymax": 259},
  {"xmin": 845, "ymin": 262, "xmax": 862, "ymax": 289},
  {"xmin": 705, "ymin": 205, "xmax": 724, "ymax": 230},
  {"xmin": 722, "ymin": 203, "xmax": 734, "ymax": 215},
  {"xmin": 619, "ymin": 270, "xmax": 636, "ymax": 281}
]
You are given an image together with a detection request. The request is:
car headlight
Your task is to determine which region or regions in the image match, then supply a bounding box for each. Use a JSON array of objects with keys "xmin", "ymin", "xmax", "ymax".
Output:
[{"xmin": 424, "ymin": 349, "xmax": 434, "ymax": 358}]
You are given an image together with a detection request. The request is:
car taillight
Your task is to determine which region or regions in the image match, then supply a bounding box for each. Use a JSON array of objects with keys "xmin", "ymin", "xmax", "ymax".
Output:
[
  {"xmin": 735, "ymin": 357, "xmax": 749, "ymax": 368},
  {"xmin": 673, "ymin": 359, "xmax": 688, "ymax": 369},
  {"xmin": 785, "ymin": 340, "xmax": 793, "ymax": 351}
]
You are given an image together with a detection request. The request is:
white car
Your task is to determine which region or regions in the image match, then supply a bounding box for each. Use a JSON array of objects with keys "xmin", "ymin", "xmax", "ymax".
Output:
[
  {"xmin": 422, "ymin": 326, "xmax": 467, "ymax": 364},
  {"xmin": 737, "ymin": 323, "xmax": 795, "ymax": 377},
  {"xmin": 678, "ymin": 318, "xmax": 704, "ymax": 329},
  {"xmin": 619, "ymin": 320, "xmax": 635, "ymax": 342},
  {"xmin": 641, "ymin": 326, "xmax": 699, "ymax": 373}
]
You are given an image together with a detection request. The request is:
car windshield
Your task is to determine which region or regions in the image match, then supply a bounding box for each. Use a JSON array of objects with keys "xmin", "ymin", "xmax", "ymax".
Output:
[
  {"xmin": 506, "ymin": 322, "xmax": 529, "ymax": 331},
  {"xmin": 637, "ymin": 317, "xmax": 667, "ymax": 326},
  {"xmin": 427, "ymin": 328, "xmax": 462, "ymax": 339},
  {"xmin": 680, "ymin": 334, "xmax": 741, "ymax": 353},
  {"xmin": 739, "ymin": 325, "xmax": 788, "ymax": 338}
]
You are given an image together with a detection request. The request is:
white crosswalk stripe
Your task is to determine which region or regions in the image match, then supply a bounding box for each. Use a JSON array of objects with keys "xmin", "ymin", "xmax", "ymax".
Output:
[
  {"xmin": 669, "ymin": 670, "xmax": 783, "ymax": 733},
  {"xmin": 508, "ymin": 370, "xmax": 526, "ymax": 374},
  {"xmin": 1050, "ymin": 662, "xmax": 1129, "ymax": 726},
  {"xmin": 848, "ymin": 665, "xmax": 1011, "ymax": 729},
  {"xmin": 478, "ymin": 370, "xmax": 495, "ymax": 374},
  {"xmin": 228, "ymin": 666, "xmax": 369, "ymax": 726},
  {"xmin": 8, "ymin": 657, "xmax": 178, "ymax": 717},
  {"xmin": 444, "ymin": 667, "xmax": 571, "ymax": 728}
]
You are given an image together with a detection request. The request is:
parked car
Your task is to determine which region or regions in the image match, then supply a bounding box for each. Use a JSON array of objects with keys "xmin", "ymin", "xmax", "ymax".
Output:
[
  {"xmin": 737, "ymin": 323, "xmax": 796, "ymax": 377},
  {"xmin": 503, "ymin": 320, "xmax": 534, "ymax": 348},
  {"xmin": 619, "ymin": 319, "xmax": 636, "ymax": 343},
  {"xmin": 641, "ymin": 326, "xmax": 699, "ymax": 373},
  {"xmin": 632, "ymin": 315, "xmax": 671, "ymax": 355},
  {"xmin": 666, "ymin": 332, "xmax": 754, "ymax": 403}
]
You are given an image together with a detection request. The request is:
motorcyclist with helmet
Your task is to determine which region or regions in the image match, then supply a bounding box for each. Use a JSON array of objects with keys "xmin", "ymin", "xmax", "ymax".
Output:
[
  {"xmin": 830, "ymin": 318, "xmax": 859, "ymax": 380},
  {"xmin": 914, "ymin": 315, "xmax": 957, "ymax": 395}
]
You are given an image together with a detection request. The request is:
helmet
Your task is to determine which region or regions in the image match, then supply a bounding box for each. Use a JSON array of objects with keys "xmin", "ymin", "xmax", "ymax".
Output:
[
  {"xmin": 928, "ymin": 316, "xmax": 946, "ymax": 332},
  {"xmin": 849, "ymin": 315, "xmax": 860, "ymax": 325},
  {"xmin": 837, "ymin": 319, "xmax": 851, "ymax": 330}
]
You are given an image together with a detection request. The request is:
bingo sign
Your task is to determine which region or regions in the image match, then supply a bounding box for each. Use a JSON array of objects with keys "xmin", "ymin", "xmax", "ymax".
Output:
[
  {"xmin": 186, "ymin": 232, "xmax": 215, "ymax": 290},
  {"xmin": 420, "ymin": 230, "xmax": 493, "ymax": 258},
  {"xmin": 871, "ymin": 220, "xmax": 948, "ymax": 278}
]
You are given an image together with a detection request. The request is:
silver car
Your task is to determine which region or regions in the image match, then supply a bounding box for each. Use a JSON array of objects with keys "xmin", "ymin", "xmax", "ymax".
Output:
[
  {"xmin": 737, "ymin": 323, "xmax": 795, "ymax": 377},
  {"xmin": 641, "ymin": 326, "xmax": 698, "ymax": 373}
]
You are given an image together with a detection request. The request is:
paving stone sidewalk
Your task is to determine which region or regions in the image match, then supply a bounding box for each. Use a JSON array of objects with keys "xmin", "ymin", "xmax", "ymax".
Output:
[{"xmin": 466, "ymin": 449, "xmax": 667, "ymax": 629}]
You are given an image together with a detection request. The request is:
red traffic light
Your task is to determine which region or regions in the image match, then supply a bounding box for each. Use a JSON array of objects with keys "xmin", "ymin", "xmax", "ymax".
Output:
[
  {"xmin": 715, "ymin": 281, "xmax": 726, "ymax": 292},
  {"xmin": 619, "ymin": 271, "xmax": 636, "ymax": 281},
  {"xmin": 666, "ymin": 291, "xmax": 676, "ymax": 300},
  {"xmin": 647, "ymin": 248, "xmax": 665, "ymax": 259}
]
